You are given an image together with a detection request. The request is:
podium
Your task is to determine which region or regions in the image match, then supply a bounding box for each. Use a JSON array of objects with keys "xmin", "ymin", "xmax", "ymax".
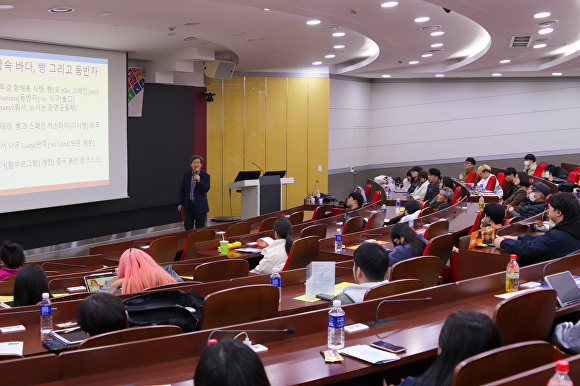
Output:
[{"xmin": 228, "ymin": 175, "xmax": 294, "ymax": 219}]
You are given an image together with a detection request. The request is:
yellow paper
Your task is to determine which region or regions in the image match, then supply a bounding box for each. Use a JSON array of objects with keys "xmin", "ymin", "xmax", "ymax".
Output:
[
  {"xmin": 293, "ymin": 282, "xmax": 357, "ymax": 302},
  {"xmin": 0, "ymin": 296, "xmax": 13, "ymax": 302}
]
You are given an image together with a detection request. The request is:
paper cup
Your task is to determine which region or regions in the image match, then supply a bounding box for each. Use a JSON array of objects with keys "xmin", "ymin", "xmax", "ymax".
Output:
[{"xmin": 219, "ymin": 240, "xmax": 228, "ymax": 254}]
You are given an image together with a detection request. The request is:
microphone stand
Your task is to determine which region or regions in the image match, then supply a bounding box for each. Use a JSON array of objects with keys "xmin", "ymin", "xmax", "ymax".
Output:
[{"xmin": 367, "ymin": 298, "xmax": 432, "ymax": 327}]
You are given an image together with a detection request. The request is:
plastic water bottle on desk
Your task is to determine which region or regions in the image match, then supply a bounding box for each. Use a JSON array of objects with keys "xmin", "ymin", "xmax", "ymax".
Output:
[
  {"xmin": 573, "ymin": 188, "xmax": 578, "ymax": 199},
  {"xmin": 478, "ymin": 195, "xmax": 485, "ymax": 210},
  {"xmin": 328, "ymin": 300, "xmax": 345, "ymax": 351},
  {"xmin": 479, "ymin": 183, "xmax": 484, "ymax": 194},
  {"xmin": 396, "ymin": 198, "xmax": 402, "ymax": 213},
  {"xmin": 270, "ymin": 268, "xmax": 282, "ymax": 304},
  {"xmin": 334, "ymin": 228, "xmax": 343, "ymax": 252},
  {"xmin": 40, "ymin": 292, "xmax": 53, "ymax": 339},
  {"xmin": 470, "ymin": 185, "xmax": 475, "ymax": 196},
  {"xmin": 547, "ymin": 360, "xmax": 574, "ymax": 385},
  {"xmin": 505, "ymin": 255, "xmax": 519, "ymax": 293},
  {"xmin": 381, "ymin": 204, "xmax": 387, "ymax": 214}
]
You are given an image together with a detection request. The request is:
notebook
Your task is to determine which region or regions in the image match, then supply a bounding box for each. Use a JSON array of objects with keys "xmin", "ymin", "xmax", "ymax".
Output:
[
  {"xmin": 84, "ymin": 272, "xmax": 118, "ymax": 293},
  {"xmin": 545, "ymin": 271, "xmax": 580, "ymax": 307}
]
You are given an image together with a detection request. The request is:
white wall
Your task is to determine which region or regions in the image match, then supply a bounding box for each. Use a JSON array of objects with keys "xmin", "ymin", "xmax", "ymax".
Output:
[{"xmin": 329, "ymin": 77, "xmax": 580, "ymax": 173}]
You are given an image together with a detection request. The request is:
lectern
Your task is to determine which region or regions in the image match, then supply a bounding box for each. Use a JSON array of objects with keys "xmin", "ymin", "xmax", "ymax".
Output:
[{"xmin": 228, "ymin": 173, "xmax": 294, "ymax": 219}]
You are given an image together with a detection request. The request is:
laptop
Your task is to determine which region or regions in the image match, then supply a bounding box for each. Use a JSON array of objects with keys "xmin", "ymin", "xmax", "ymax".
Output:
[
  {"xmin": 233, "ymin": 170, "xmax": 261, "ymax": 182},
  {"xmin": 545, "ymin": 271, "xmax": 580, "ymax": 307},
  {"xmin": 84, "ymin": 272, "xmax": 118, "ymax": 293}
]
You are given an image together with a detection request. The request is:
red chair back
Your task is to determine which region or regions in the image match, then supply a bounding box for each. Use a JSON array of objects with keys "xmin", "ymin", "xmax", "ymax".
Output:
[
  {"xmin": 468, "ymin": 210, "xmax": 484, "ymax": 235},
  {"xmin": 485, "ymin": 175, "xmax": 497, "ymax": 191},
  {"xmin": 465, "ymin": 170, "xmax": 477, "ymax": 184},
  {"xmin": 574, "ymin": 166, "xmax": 580, "ymax": 174},
  {"xmin": 451, "ymin": 186, "xmax": 460, "ymax": 205},
  {"xmin": 364, "ymin": 184, "xmax": 371, "ymax": 198},
  {"xmin": 567, "ymin": 171, "xmax": 579, "ymax": 184},
  {"xmin": 533, "ymin": 164, "xmax": 545, "ymax": 177},
  {"xmin": 371, "ymin": 190, "xmax": 381, "ymax": 204},
  {"xmin": 496, "ymin": 172, "xmax": 505, "ymax": 188}
]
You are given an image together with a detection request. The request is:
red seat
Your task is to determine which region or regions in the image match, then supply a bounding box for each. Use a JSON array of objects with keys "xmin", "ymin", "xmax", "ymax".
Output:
[
  {"xmin": 533, "ymin": 164, "xmax": 545, "ymax": 177},
  {"xmin": 468, "ymin": 210, "xmax": 484, "ymax": 235},
  {"xmin": 364, "ymin": 184, "xmax": 371, "ymax": 198},
  {"xmin": 465, "ymin": 170, "xmax": 477, "ymax": 184},
  {"xmin": 574, "ymin": 166, "xmax": 580, "ymax": 174},
  {"xmin": 370, "ymin": 190, "xmax": 381, "ymax": 204},
  {"xmin": 484, "ymin": 175, "xmax": 497, "ymax": 191},
  {"xmin": 496, "ymin": 172, "xmax": 505, "ymax": 188},
  {"xmin": 567, "ymin": 171, "xmax": 579, "ymax": 184},
  {"xmin": 451, "ymin": 186, "xmax": 460, "ymax": 205}
]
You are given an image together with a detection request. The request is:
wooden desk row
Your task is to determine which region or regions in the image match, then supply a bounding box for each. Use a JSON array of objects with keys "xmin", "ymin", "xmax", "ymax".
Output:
[{"xmin": 5, "ymin": 252, "xmax": 580, "ymax": 386}]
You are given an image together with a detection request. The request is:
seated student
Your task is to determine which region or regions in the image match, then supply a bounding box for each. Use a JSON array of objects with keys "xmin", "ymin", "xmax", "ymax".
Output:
[
  {"xmin": 524, "ymin": 153, "xmax": 537, "ymax": 176},
  {"xmin": 251, "ymin": 218, "xmax": 293, "ymax": 275},
  {"xmin": 109, "ymin": 248, "xmax": 177, "ymax": 294},
  {"xmin": 402, "ymin": 169, "xmax": 413, "ymax": 191},
  {"xmin": 477, "ymin": 164, "xmax": 503, "ymax": 197},
  {"xmin": 479, "ymin": 203, "xmax": 506, "ymax": 228},
  {"xmin": 429, "ymin": 177, "xmax": 454, "ymax": 209},
  {"xmin": 194, "ymin": 338, "xmax": 271, "ymax": 386},
  {"xmin": 399, "ymin": 310, "xmax": 501, "ymax": 386},
  {"xmin": 346, "ymin": 191, "xmax": 363, "ymax": 211},
  {"xmin": 502, "ymin": 171, "xmax": 529, "ymax": 209},
  {"xmin": 388, "ymin": 223, "xmax": 428, "ymax": 267},
  {"xmin": 501, "ymin": 167, "xmax": 518, "ymax": 201},
  {"xmin": 507, "ymin": 182, "xmax": 549, "ymax": 220},
  {"xmin": 0, "ymin": 241, "xmax": 26, "ymax": 281},
  {"xmin": 77, "ymin": 293, "xmax": 128, "ymax": 337},
  {"xmin": 400, "ymin": 201, "xmax": 421, "ymax": 224},
  {"xmin": 411, "ymin": 170, "xmax": 429, "ymax": 201},
  {"xmin": 435, "ymin": 187, "xmax": 454, "ymax": 212},
  {"xmin": 494, "ymin": 192, "xmax": 580, "ymax": 266},
  {"xmin": 463, "ymin": 157, "xmax": 476, "ymax": 178},
  {"xmin": 13, "ymin": 265, "xmax": 50, "ymax": 307},
  {"xmin": 333, "ymin": 243, "xmax": 389, "ymax": 304},
  {"xmin": 423, "ymin": 168, "xmax": 441, "ymax": 203},
  {"xmin": 407, "ymin": 166, "xmax": 423, "ymax": 194},
  {"xmin": 554, "ymin": 318, "xmax": 580, "ymax": 354}
]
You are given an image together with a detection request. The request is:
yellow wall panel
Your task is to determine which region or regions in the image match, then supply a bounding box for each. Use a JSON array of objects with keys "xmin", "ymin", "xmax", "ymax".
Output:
[
  {"xmin": 307, "ymin": 78, "xmax": 330, "ymax": 196},
  {"xmin": 265, "ymin": 77, "xmax": 288, "ymax": 207},
  {"xmin": 244, "ymin": 77, "xmax": 266, "ymax": 171},
  {"xmin": 286, "ymin": 78, "xmax": 309, "ymax": 208},
  {"xmin": 206, "ymin": 79, "xmax": 223, "ymax": 218}
]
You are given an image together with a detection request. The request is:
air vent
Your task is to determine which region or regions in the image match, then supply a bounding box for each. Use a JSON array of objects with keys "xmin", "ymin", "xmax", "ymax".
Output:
[
  {"xmin": 428, "ymin": 49, "xmax": 443, "ymax": 53},
  {"xmin": 510, "ymin": 36, "xmax": 531, "ymax": 47},
  {"xmin": 536, "ymin": 20, "xmax": 558, "ymax": 28},
  {"xmin": 421, "ymin": 25, "xmax": 441, "ymax": 31},
  {"xmin": 247, "ymin": 37, "xmax": 266, "ymax": 42},
  {"xmin": 322, "ymin": 25, "xmax": 342, "ymax": 30}
]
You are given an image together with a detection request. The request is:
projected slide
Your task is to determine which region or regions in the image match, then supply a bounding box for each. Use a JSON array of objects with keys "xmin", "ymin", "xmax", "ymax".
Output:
[{"xmin": 0, "ymin": 49, "xmax": 109, "ymax": 197}]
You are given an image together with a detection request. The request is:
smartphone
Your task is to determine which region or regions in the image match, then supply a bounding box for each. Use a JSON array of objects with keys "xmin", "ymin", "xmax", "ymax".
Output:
[
  {"xmin": 42, "ymin": 339, "xmax": 67, "ymax": 351},
  {"xmin": 316, "ymin": 293, "xmax": 334, "ymax": 301},
  {"xmin": 370, "ymin": 340, "xmax": 406, "ymax": 354}
]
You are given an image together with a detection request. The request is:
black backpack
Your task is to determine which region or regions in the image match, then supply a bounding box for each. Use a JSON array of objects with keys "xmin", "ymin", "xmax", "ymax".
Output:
[{"xmin": 122, "ymin": 289, "xmax": 204, "ymax": 332}]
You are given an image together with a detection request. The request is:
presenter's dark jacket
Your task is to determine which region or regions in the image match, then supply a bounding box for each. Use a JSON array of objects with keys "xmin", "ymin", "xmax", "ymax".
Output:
[
  {"xmin": 500, "ymin": 216, "xmax": 580, "ymax": 266},
  {"xmin": 178, "ymin": 170, "xmax": 210, "ymax": 213}
]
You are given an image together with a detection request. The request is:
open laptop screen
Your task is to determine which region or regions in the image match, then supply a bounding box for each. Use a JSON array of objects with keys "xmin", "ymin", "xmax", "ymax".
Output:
[{"xmin": 545, "ymin": 271, "xmax": 580, "ymax": 307}]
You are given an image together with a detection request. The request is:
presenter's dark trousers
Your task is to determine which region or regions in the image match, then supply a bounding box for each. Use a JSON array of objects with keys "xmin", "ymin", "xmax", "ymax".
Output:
[{"xmin": 184, "ymin": 201, "xmax": 207, "ymax": 230}]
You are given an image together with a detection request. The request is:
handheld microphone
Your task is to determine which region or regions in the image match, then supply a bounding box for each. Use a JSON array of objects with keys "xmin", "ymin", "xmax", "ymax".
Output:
[
  {"xmin": 207, "ymin": 327, "xmax": 295, "ymax": 342},
  {"xmin": 41, "ymin": 262, "xmax": 87, "ymax": 269},
  {"xmin": 541, "ymin": 248, "xmax": 580, "ymax": 284},
  {"xmin": 252, "ymin": 163, "xmax": 265, "ymax": 175},
  {"xmin": 368, "ymin": 298, "xmax": 432, "ymax": 327},
  {"xmin": 195, "ymin": 168, "xmax": 200, "ymax": 175}
]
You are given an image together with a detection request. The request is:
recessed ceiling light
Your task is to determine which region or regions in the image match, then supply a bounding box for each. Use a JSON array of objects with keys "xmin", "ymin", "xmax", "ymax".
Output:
[
  {"xmin": 264, "ymin": 8, "xmax": 270, "ymax": 11},
  {"xmin": 409, "ymin": 60, "xmax": 419, "ymax": 64},
  {"xmin": 381, "ymin": 2, "xmax": 398, "ymax": 8},
  {"xmin": 414, "ymin": 17, "xmax": 430, "ymax": 23},
  {"xmin": 534, "ymin": 12, "xmax": 551, "ymax": 19},
  {"xmin": 552, "ymin": 72, "xmax": 562, "ymax": 76},
  {"xmin": 312, "ymin": 61, "xmax": 322, "ymax": 65},
  {"xmin": 533, "ymin": 43, "xmax": 547, "ymax": 49},
  {"xmin": 382, "ymin": 74, "xmax": 391, "ymax": 78},
  {"xmin": 334, "ymin": 44, "xmax": 345, "ymax": 49},
  {"xmin": 100, "ymin": 12, "xmax": 116, "ymax": 17},
  {"xmin": 492, "ymin": 73, "xmax": 502, "ymax": 76},
  {"xmin": 332, "ymin": 32, "xmax": 345, "ymax": 37},
  {"xmin": 0, "ymin": 5, "xmax": 14, "ymax": 10},
  {"xmin": 307, "ymin": 20, "xmax": 321, "ymax": 25},
  {"xmin": 431, "ymin": 43, "xmax": 443, "ymax": 48},
  {"xmin": 422, "ymin": 53, "xmax": 433, "ymax": 58},
  {"xmin": 500, "ymin": 59, "xmax": 510, "ymax": 64},
  {"xmin": 435, "ymin": 74, "xmax": 445, "ymax": 77},
  {"xmin": 184, "ymin": 37, "xmax": 197, "ymax": 41},
  {"xmin": 430, "ymin": 31, "xmax": 444, "ymax": 36},
  {"xmin": 325, "ymin": 54, "xmax": 336, "ymax": 58},
  {"xmin": 48, "ymin": 6, "xmax": 74, "ymax": 13},
  {"xmin": 538, "ymin": 28, "xmax": 553, "ymax": 34}
]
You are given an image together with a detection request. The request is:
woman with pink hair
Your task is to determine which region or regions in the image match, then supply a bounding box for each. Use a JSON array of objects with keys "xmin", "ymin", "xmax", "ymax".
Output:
[{"xmin": 110, "ymin": 248, "xmax": 177, "ymax": 294}]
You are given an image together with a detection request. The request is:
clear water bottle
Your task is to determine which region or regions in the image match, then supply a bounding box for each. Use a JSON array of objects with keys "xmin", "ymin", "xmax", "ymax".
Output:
[
  {"xmin": 40, "ymin": 292, "xmax": 53, "ymax": 339},
  {"xmin": 328, "ymin": 300, "xmax": 345, "ymax": 351},
  {"xmin": 573, "ymin": 188, "xmax": 578, "ymax": 199},
  {"xmin": 270, "ymin": 268, "xmax": 281, "ymax": 304},
  {"xmin": 506, "ymin": 254, "xmax": 519, "ymax": 293},
  {"xmin": 470, "ymin": 185, "xmax": 475, "ymax": 196},
  {"xmin": 547, "ymin": 360, "xmax": 574, "ymax": 385},
  {"xmin": 396, "ymin": 198, "xmax": 401, "ymax": 213},
  {"xmin": 409, "ymin": 219, "xmax": 414, "ymax": 228},
  {"xmin": 479, "ymin": 183, "xmax": 484, "ymax": 193},
  {"xmin": 381, "ymin": 204, "xmax": 387, "ymax": 214},
  {"xmin": 334, "ymin": 228, "xmax": 343, "ymax": 252}
]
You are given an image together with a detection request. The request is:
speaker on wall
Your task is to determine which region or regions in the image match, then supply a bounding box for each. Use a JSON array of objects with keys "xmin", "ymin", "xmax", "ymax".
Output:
[{"xmin": 203, "ymin": 60, "xmax": 236, "ymax": 79}]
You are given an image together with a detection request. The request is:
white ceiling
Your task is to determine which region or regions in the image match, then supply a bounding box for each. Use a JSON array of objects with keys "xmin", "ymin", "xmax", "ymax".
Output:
[{"xmin": 1, "ymin": 0, "xmax": 580, "ymax": 79}]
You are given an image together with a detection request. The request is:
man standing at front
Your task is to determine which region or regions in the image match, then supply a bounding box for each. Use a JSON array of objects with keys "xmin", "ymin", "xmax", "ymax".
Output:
[{"xmin": 178, "ymin": 155, "xmax": 210, "ymax": 230}]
